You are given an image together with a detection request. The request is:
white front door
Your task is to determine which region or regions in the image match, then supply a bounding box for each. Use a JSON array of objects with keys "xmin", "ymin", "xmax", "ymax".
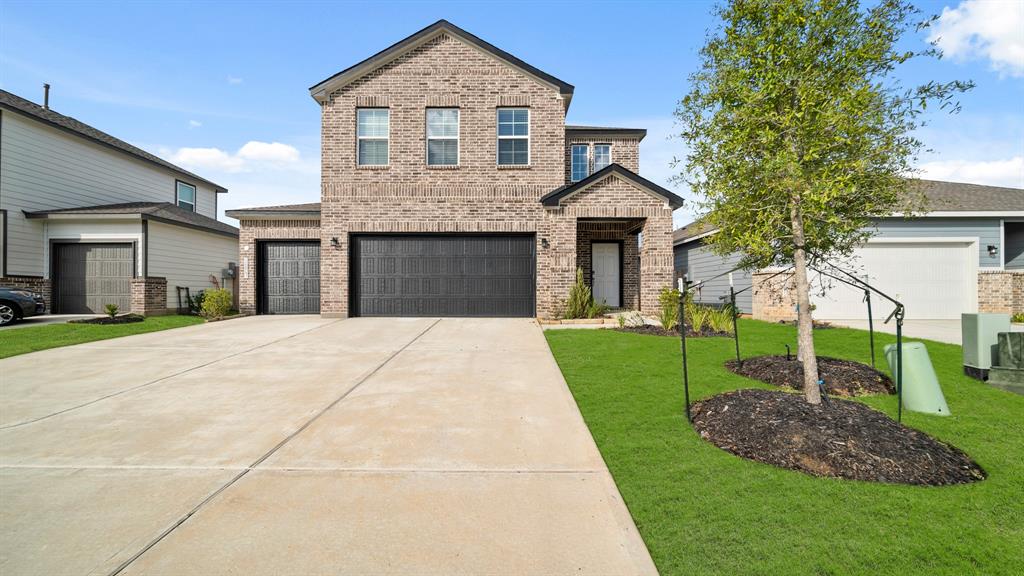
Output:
[{"xmin": 592, "ymin": 243, "xmax": 621, "ymax": 307}]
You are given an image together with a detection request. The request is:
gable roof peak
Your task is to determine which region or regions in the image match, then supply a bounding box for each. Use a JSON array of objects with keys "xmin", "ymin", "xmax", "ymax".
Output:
[{"xmin": 308, "ymin": 20, "xmax": 574, "ymax": 108}]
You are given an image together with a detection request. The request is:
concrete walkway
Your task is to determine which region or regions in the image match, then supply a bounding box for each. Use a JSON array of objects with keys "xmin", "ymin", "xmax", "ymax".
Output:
[{"xmin": 0, "ymin": 316, "xmax": 655, "ymax": 575}]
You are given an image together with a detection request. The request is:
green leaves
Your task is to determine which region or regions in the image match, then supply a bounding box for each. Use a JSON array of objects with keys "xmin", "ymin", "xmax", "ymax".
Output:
[{"xmin": 675, "ymin": 0, "xmax": 972, "ymax": 267}]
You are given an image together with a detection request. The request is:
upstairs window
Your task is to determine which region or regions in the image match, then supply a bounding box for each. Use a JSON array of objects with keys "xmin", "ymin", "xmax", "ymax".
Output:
[
  {"xmin": 593, "ymin": 144, "xmax": 612, "ymax": 172},
  {"xmin": 357, "ymin": 108, "xmax": 389, "ymax": 166},
  {"xmin": 426, "ymin": 108, "xmax": 459, "ymax": 166},
  {"xmin": 571, "ymin": 144, "xmax": 589, "ymax": 182},
  {"xmin": 176, "ymin": 181, "xmax": 196, "ymax": 212},
  {"xmin": 497, "ymin": 108, "xmax": 529, "ymax": 165}
]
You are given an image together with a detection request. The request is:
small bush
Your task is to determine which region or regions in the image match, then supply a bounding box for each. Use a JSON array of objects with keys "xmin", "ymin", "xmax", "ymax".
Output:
[
  {"xmin": 565, "ymin": 268, "xmax": 595, "ymax": 319},
  {"xmin": 617, "ymin": 314, "xmax": 626, "ymax": 328},
  {"xmin": 708, "ymin": 304, "xmax": 736, "ymax": 334},
  {"xmin": 658, "ymin": 287, "xmax": 681, "ymax": 331},
  {"xmin": 689, "ymin": 304, "xmax": 710, "ymax": 332},
  {"xmin": 1013, "ymin": 313, "xmax": 1024, "ymax": 324},
  {"xmin": 188, "ymin": 290, "xmax": 206, "ymax": 315},
  {"xmin": 200, "ymin": 289, "xmax": 233, "ymax": 319},
  {"xmin": 587, "ymin": 300, "xmax": 610, "ymax": 319},
  {"xmin": 104, "ymin": 303, "xmax": 119, "ymax": 318}
]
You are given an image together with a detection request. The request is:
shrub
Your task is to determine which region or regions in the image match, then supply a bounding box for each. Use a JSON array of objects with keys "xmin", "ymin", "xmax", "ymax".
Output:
[
  {"xmin": 200, "ymin": 289, "xmax": 233, "ymax": 319},
  {"xmin": 708, "ymin": 304, "xmax": 736, "ymax": 334},
  {"xmin": 564, "ymin": 268, "xmax": 595, "ymax": 319},
  {"xmin": 1013, "ymin": 313, "xmax": 1024, "ymax": 324},
  {"xmin": 104, "ymin": 303, "xmax": 119, "ymax": 318},
  {"xmin": 188, "ymin": 290, "xmax": 206, "ymax": 315},
  {"xmin": 587, "ymin": 300, "xmax": 610, "ymax": 319},
  {"xmin": 658, "ymin": 287, "xmax": 681, "ymax": 331},
  {"xmin": 617, "ymin": 314, "xmax": 626, "ymax": 328},
  {"xmin": 688, "ymin": 304, "xmax": 710, "ymax": 332}
]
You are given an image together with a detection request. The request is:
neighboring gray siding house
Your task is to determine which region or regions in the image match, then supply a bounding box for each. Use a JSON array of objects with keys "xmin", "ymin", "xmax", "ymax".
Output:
[
  {"xmin": 674, "ymin": 180, "xmax": 1024, "ymax": 321},
  {"xmin": 0, "ymin": 89, "xmax": 239, "ymax": 315}
]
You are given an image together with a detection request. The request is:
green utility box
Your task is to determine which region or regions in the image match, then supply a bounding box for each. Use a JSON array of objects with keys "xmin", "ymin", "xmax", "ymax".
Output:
[
  {"xmin": 885, "ymin": 341, "xmax": 951, "ymax": 416},
  {"xmin": 962, "ymin": 313, "xmax": 1011, "ymax": 380},
  {"xmin": 988, "ymin": 332, "xmax": 1024, "ymax": 395}
]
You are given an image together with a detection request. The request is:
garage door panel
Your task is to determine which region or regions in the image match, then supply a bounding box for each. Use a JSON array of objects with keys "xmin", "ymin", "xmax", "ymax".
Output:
[
  {"xmin": 54, "ymin": 243, "xmax": 133, "ymax": 314},
  {"xmin": 353, "ymin": 235, "xmax": 535, "ymax": 317},
  {"xmin": 813, "ymin": 242, "xmax": 972, "ymax": 320},
  {"xmin": 261, "ymin": 242, "xmax": 320, "ymax": 315}
]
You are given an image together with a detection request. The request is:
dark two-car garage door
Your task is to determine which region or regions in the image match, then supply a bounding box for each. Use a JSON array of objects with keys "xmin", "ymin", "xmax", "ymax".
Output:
[
  {"xmin": 352, "ymin": 235, "xmax": 536, "ymax": 317},
  {"xmin": 260, "ymin": 241, "xmax": 321, "ymax": 314},
  {"xmin": 53, "ymin": 243, "xmax": 134, "ymax": 314}
]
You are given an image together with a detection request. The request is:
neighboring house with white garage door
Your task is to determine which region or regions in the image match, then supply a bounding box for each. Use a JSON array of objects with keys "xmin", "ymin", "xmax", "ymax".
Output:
[
  {"xmin": 673, "ymin": 179, "xmax": 1024, "ymax": 321},
  {"xmin": 0, "ymin": 89, "xmax": 238, "ymax": 316}
]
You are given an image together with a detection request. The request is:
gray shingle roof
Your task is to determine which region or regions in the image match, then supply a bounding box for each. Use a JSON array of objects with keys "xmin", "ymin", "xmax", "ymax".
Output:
[
  {"xmin": 26, "ymin": 202, "xmax": 238, "ymax": 237},
  {"xmin": 225, "ymin": 203, "xmax": 321, "ymax": 218},
  {"xmin": 566, "ymin": 125, "xmax": 647, "ymax": 140},
  {"xmin": 0, "ymin": 90, "xmax": 227, "ymax": 193},
  {"xmin": 673, "ymin": 179, "xmax": 1024, "ymax": 245}
]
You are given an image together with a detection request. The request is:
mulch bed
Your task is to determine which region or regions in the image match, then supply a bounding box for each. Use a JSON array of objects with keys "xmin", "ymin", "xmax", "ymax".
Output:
[
  {"xmin": 612, "ymin": 325, "xmax": 731, "ymax": 338},
  {"xmin": 69, "ymin": 314, "xmax": 145, "ymax": 325},
  {"xmin": 726, "ymin": 355, "xmax": 895, "ymax": 396},
  {"xmin": 691, "ymin": 389, "xmax": 985, "ymax": 486}
]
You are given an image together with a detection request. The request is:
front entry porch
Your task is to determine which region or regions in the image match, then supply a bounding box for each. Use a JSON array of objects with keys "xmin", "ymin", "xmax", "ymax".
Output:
[{"xmin": 576, "ymin": 219, "xmax": 643, "ymax": 310}]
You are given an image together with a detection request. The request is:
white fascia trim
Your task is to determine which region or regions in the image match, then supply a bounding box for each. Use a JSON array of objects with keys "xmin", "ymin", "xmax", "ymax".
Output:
[
  {"xmin": 889, "ymin": 211, "xmax": 1024, "ymax": 218},
  {"xmin": 674, "ymin": 229, "xmax": 718, "ymax": 245},
  {"xmin": 38, "ymin": 213, "xmax": 142, "ymax": 221}
]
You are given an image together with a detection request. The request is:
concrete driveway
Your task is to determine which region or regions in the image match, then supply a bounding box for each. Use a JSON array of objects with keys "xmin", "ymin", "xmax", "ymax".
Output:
[
  {"xmin": 828, "ymin": 319, "xmax": 963, "ymax": 345},
  {"xmin": 0, "ymin": 316, "xmax": 655, "ymax": 575}
]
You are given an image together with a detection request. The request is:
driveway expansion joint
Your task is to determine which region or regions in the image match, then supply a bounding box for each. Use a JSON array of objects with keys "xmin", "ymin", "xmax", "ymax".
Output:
[
  {"xmin": 105, "ymin": 318, "xmax": 441, "ymax": 576},
  {"xmin": 0, "ymin": 319, "xmax": 345, "ymax": 430}
]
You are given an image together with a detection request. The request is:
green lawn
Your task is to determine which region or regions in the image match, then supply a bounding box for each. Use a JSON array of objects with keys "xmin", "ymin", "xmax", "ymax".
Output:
[
  {"xmin": 546, "ymin": 320, "xmax": 1024, "ymax": 576},
  {"xmin": 0, "ymin": 315, "xmax": 205, "ymax": 359}
]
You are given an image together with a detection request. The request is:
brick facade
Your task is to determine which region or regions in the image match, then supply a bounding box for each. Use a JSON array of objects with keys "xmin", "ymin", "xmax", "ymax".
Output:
[
  {"xmin": 978, "ymin": 270, "xmax": 1024, "ymax": 315},
  {"xmin": 0, "ymin": 276, "xmax": 51, "ymax": 312},
  {"xmin": 752, "ymin": 271, "xmax": 798, "ymax": 322},
  {"xmin": 576, "ymin": 221, "xmax": 641, "ymax": 310},
  {"xmin": 233, "ymin": 29, "xmax": 677, "ymax": 320},
  {"xmin": 130, "ymin": 277, "xmax": 168, "ymax": 316},
  {"xmin": 237, "ymin": 218, "xmax": 321, "ymax": 315}
]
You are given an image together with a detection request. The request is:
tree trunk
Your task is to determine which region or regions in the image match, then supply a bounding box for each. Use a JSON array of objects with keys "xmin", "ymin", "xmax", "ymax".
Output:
[{"xmin": 790, "ymin": 201, "xmax": 822, "ymax": 405}]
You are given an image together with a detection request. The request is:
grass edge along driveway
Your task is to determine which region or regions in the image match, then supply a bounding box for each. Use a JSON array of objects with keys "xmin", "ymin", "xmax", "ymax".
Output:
[
  {"xmin": 0, "ymin": 315, "xmax": 205, "ymax": 359},
  {"xmin": 545, "ymin": 319, "xmax": 1024, "ymax": 576}
]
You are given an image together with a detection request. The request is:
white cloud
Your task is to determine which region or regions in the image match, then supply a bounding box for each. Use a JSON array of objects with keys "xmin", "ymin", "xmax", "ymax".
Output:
[
  {"xmin": 188, "ymin": 119, "xmax": 202, "ymax": 129},
  {"xmin": 169, "ymin": 141, "xmax": 303, "ymax": 174},
  {"xmin": 918, "ymin": 156, "xmax": 1024, "ymax": 188},
  {"xmin": 227, "ymin": 75, "xmax": 243, "ymax": 85},
  {"xmin": 929, "ymin": 0, "xmax": 1024, "ymax": 77}
]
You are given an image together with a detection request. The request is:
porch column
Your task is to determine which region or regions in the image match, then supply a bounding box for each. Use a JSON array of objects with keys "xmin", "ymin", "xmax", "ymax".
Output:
[
  {"xmin": 537, "ymin": 212, "xmax": 576, "ymax": 319},
  {"xmin": 639, "ymin": 213, "xmax": 674, "ymax": 314}
]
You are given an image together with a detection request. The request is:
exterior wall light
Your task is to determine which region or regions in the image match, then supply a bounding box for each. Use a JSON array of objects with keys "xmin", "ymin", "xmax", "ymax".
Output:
[
  {"xmin": 540, "ymin": 238, "xmax": 550, "ymax": 249},
  {"xmin": 988, "ymin": 245, "xmax": 998, "ymax": 257},
  {"xmin": 330, "ymin": 237, "xmax": 341, "ymax": 249}
]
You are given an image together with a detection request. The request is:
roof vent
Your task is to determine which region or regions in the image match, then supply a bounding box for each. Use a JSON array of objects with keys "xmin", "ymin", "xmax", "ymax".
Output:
[{"xmin": 43, "ymin": 83, "xmax": 50, "ymax": 110}]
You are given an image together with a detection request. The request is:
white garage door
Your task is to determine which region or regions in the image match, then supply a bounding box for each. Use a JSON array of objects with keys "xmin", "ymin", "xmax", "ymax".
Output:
[{"xmin": 812, "ymin": 241, "xmax": 976, "ymax": 320}]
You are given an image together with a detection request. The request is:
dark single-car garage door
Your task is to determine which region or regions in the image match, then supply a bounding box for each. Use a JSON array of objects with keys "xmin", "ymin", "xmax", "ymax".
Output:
[
  {"xmin": 351, "ymin": 235, "xmax": 536, "ymax": 317},
  {"xmin": 260, "ymin": 241, "xmax": 320, "ymax": 314},
  {"xmin": 53, "ymin": 243, "xmax": 134, "ymax": 314}
]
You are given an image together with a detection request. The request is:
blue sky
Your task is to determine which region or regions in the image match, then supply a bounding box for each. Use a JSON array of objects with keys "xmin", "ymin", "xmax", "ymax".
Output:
[{"xmin": 2, "ymin": 0, "xmax": 1022, "ymax": 226}]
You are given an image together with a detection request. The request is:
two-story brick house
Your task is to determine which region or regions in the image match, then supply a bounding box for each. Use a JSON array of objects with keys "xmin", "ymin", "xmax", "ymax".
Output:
[{"xmin": 227, "ymin": 20, "xmax": 682, "ymax": 319}]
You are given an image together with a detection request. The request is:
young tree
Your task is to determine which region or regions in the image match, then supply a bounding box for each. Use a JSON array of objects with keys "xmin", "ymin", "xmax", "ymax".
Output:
[{"xmin": 676, "ymin": 0, "xmax": 971, "ymax": 404}]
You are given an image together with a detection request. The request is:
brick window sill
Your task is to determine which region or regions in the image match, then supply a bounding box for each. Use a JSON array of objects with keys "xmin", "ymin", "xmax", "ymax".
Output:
[
  {"xmin": 497, "ymin": 164, "xmax": 531, "ymax": 170},
  {"xmin": 356, "ymin": 165, "xmax": 390, "ymax": 170},
  {"xmin": 426, "ymin": 165, "xmax": 460, "ymax": 170}
]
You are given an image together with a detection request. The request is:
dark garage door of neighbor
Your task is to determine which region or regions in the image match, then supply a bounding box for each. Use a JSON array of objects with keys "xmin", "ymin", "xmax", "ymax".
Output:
[
  {"xmin": 352, "ymin": 235, "xmax": 536, "ymax": 317},
  {"xmin": 260, "ymin": 241, "xmax": 321, "ymax": 314},
  {"xmin": 53, "ymin": 243, "xmax": 134, "ymax": 314}
]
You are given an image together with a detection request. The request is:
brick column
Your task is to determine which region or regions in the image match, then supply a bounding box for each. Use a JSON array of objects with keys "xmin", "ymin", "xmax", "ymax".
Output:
[
  {"xmin": 639, "ymin": 215, "xmax": 673, "ymax": 314},
  {"xmin": 537, "ymin": 212, "xmax": 576, "ymax": 319},
  {"xmin": 978, "ymin": 270, "xmax": 1024, "ymax": 314},
  {"xmin": 751, "ymin": 271, "xmax": 797, "ymax": 322},
  {"xmin": 131, "ymin": 277, "xmax": 168, "ymax": 316}
]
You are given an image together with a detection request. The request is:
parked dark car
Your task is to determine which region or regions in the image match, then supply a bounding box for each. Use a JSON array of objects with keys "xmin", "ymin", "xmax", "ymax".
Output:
[{"xmin": 0, "ymin": 287, "xmax": 46, "ymax": 326}]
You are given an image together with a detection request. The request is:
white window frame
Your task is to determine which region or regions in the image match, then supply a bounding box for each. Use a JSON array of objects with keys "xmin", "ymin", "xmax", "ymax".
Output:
[
  {"xmin": 176, "ymin": 180, "xmax": 196, "ymax": 212},
  {"xmin": 570, "ymin": 144, "xmax": 589, "ymax": 182},
  {"xmin": 426, "ymin": 108, "xmax": 460, "ymax": 166},
  {"xmin": 593, "ymin": 143, "xmax": 612, "ymax": 172},
  {"xmin": 356, "ymin": 108, "xmax": 390, "ymax": 166},
  {"xmin": 496, "ymin": 107, "xmax": 530, "ymax": 166}
]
